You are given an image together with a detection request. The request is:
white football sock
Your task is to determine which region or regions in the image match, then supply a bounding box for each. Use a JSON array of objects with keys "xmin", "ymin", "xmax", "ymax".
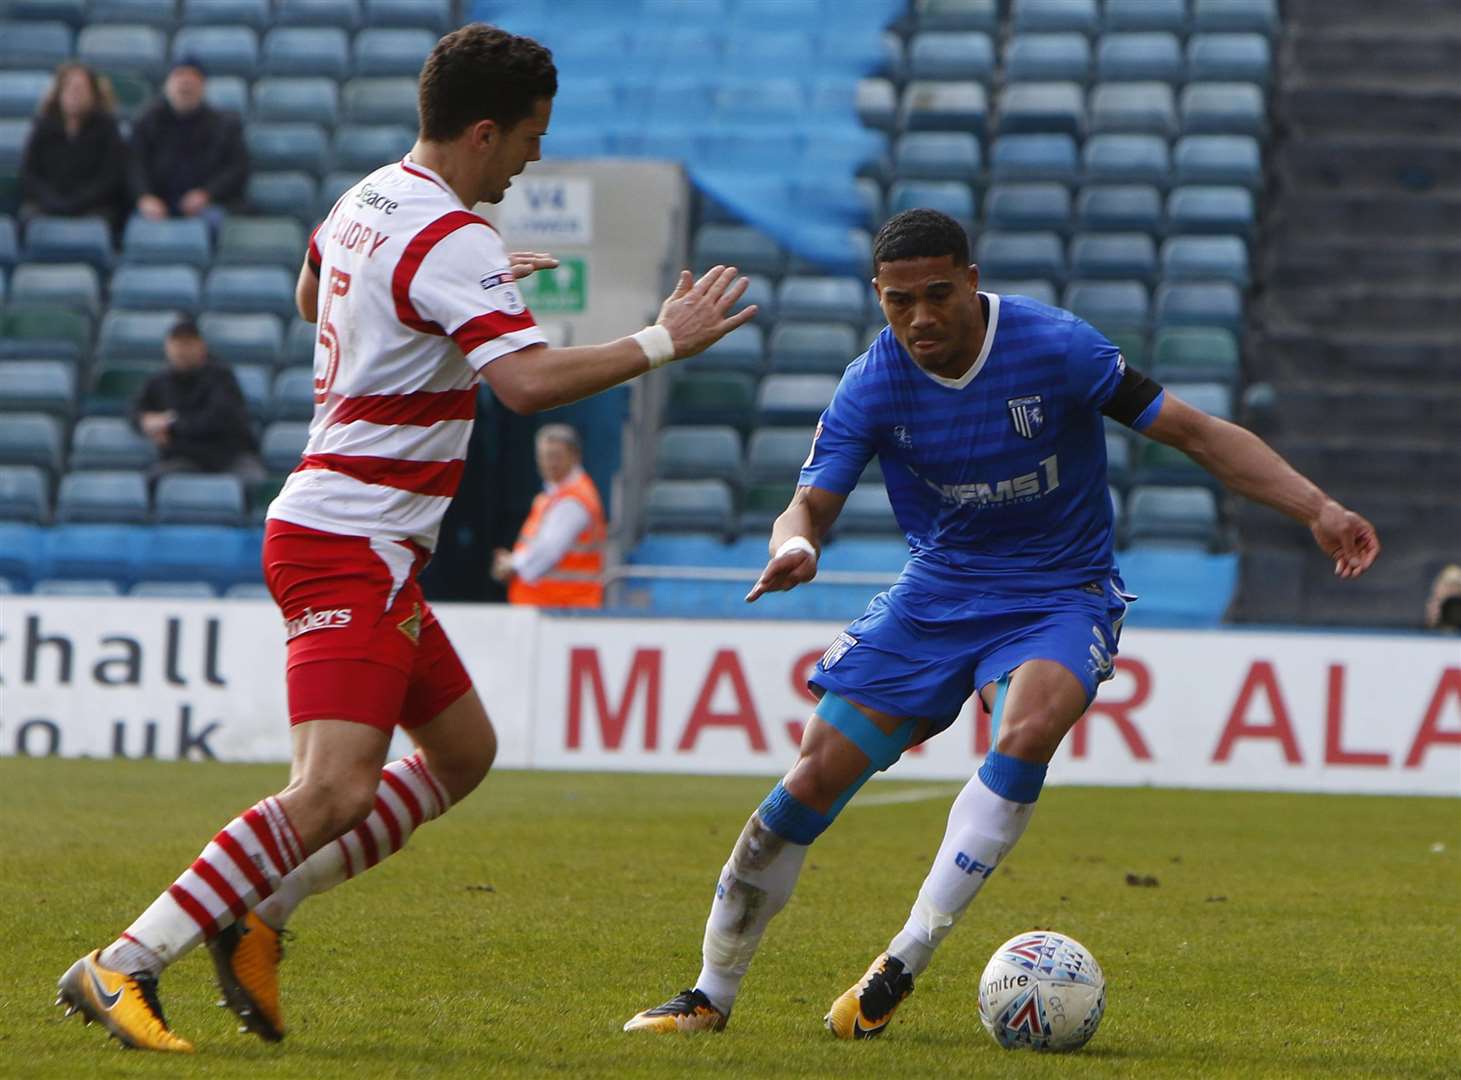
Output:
[
  {"xmin": 887, "ymin": 772, "xmax": 1037, "ymax": 977},
  {"xmin": 694, "ymin": 812, "xmax": 809, "ymax": 1014}
]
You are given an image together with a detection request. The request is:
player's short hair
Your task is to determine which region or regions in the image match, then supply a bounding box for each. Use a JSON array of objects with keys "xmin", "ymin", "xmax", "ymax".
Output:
[
  {"xmin": 418, "ymin": 23, "xmax": 557, "ymax": 142},
  {"xmin": 873, "ymin": 209, "xmax": 970, "ymax": 271},
  {"xmin": 536, "ymin": 423, "xmax": 581, "ymax": 455}
]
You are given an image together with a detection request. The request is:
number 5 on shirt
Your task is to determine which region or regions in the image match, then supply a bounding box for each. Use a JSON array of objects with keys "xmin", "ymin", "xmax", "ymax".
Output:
[{"xmin": 315, "ymin": 268, "xmax": 352, "ymax": 402}]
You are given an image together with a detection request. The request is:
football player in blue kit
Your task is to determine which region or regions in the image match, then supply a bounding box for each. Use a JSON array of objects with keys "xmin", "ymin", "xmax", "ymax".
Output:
[{"xmin": 624, "ymin": 209, "xmax": 1380, "ymax": 1037}]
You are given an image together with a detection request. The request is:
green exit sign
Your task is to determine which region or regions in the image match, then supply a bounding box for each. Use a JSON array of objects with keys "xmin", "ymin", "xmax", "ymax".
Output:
[{"xmin": 521, "ymin": 257, "xmax": 587, "ymax": 314}]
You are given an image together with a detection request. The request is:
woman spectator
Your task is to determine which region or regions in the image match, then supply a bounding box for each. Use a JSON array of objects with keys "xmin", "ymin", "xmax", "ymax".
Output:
[{"xmin": 19, "ymin": 63, "xmax": 131, "ymax": 233}]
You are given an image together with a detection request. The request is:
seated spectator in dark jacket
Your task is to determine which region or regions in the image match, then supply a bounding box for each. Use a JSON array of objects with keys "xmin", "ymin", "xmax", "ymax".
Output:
[
  {"xmin": 133, "ymin": 320, "xmax": 265, "ymax": 483},
  {"xmin": 19, "ymin": 63, "xmax": 130, "ymax": 232},
  {"xmin": 129, "ymin": 58, "xmax": 248, "ymax": 229}
]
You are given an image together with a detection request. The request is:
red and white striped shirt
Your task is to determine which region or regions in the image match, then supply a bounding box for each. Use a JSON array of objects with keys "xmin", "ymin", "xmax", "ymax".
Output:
[{"xmin": 268, "ymin": 157, "xmax": 546, "ymax": 549}]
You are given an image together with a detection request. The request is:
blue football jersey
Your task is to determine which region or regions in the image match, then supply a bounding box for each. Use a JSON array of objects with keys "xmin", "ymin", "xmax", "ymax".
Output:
[{"xmin": 799, "ymin": 293, "xmax": 1163, "ymax": 593}]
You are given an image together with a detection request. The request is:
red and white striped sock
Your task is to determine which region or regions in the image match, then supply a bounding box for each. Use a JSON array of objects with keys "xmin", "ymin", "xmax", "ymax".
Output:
[
  {"xmin": 255, "ymin": 752, "xmax": 451, "ymax": 930},
  {"xmin": 100, "ymin": 795, "xmax": 305, "ymax": 976}
]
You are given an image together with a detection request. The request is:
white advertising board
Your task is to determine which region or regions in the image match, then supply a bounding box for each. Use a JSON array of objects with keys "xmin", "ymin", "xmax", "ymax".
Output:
[
  {"xmin": 2, "ymin": 599, "xmax": 1457, "ymax": 798},
  {"xmin": 494, "ymin": 176, "xmax": 594, "ymax": 246}
]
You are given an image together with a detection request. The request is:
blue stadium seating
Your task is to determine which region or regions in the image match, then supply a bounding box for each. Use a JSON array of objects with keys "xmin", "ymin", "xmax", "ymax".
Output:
[
  {"xmin": 984, "ymin": 183, "xmax": 1073, "ymax": 233},
  {"xmin": 755, "ymin": 373, "xmax": 836, "ymax": 428},
  {"xmin": 364, "ymin": 0, "xmax": 450, "ymax": 33},
  {"xmin": 33, "ymin": 578, "xmax": 124, "ymax": 597},
  {"xmin": 110, "ymin": 265, "xmax": 202, "ymax": 312},
  {"xmin": 745, "ymin": 427, "xmax": 813, "ymax": 484},
  {"xmin": 0, "ymin": 21, "xmax": 71, "ymax": 70},
  {"xmin": 694, "ymin": 324, "xmax": 765, "ymax": 376},
  {"xmin": 1063, "ymin": 280, "xmax": 1149, "ymax": 332},
  {"xmin": 1104, "ymin": 430, "xmax": 1131, "ymax": 490},
  {"xmin": 654, "ymin": 426, "xmax": 743, "ymax": 488},
  {"xmin": 1153, "ymin": 281, "xmax": 1244, "ymax": 334},
  {"xmin": 1125, "ymin": 485, "xmax": 1220, "ymax": 547},
  {"xmin": 767, "ymin": 321, "xmax": 859, "ymax": 375},
  {"xmin": 0, "ymin": 412, "xmax": 65, "ymax": 479},
  {"xmin": 342, "ymin": 76, "xmax": 418, "ymax": 125},
  {"xmin": 990, "ymin": 133, "xmax": 1080, "ymax": 185},
  {"xmin": 1118, "ymin": 546, "xmax": 1237, "ymax": 627},
  {"xmin": 1089, "ymin": 81, "xmax": 1177, "ymax": 136},
  {"xmin": 837, "ymin": 484, "xmax": 900, "ymax": 537},
  {"xmin": 98, "ymin": 308, "xmax": 180, "ymax": 360},
  {"xmin": 183, "ymin": 0, "xmax": 271, "ymax": 31},
  {"xmin": 1005, "ymin": 33, "xmax": 1091, "ymax": 83},
  {"xmin": 0, "ymin": 71, "xmax": 46, "ymax": 118},
  {"xmin": 252, "ymin": 76, "xmax": 339, "ymax": 125},
  {"xmin": 245, "ymin": 122, "xmax": 331, "ymax": 174},
  {"xmin": 0, "ymin": 118, "xmax": 29, "ymax": 170},
  {"xmin": 894, "ymin": 131, "xmax": 981, "ymax": 182},
  {"xmin": 204, "ymin": 266, "xmax": 297, "ymax": 317},
  {"xmin": 1104, "ymin": 0, "xmax": 1187, "ymax": 34},
  {"xmin": 232, "ymin": 363, "xmax": 272, "ymax": 416},
  {"xmin": 1097, "ymin": 32, "xmax": 1183, "ymax": 83},
  {"xmin": 70, "ymin": 416, "xmax": 158, "ymax": 471},
  {"xmin": 0, "ymin": 521, "xmax": 45, "ymax": 582},
  {"xmin": 93, "ymin": 0, "xmax": 178, "ymax": 28},
  {"xmin": 889, "ymin": 179, "xmax": 975, "ymax": 225},
  {"xmin": 1161, "ymin": 235, "xmax": 1249, "ymax": 286},
  {"xmin": 77, "ymin": 23, "xmax": 169, "ymax": 77},
  {"xmin": 123, "ymin": 217, "xmax": 212, "ymax": 268},
  {"xmin": 1083, "ymin": 133, "xmax": 1171, "ymax": 186},
  {"xmin": 980, "ymin": 278, "xmax": 1058, "ymax": 307},
  {"xmin": 1012, "ymin": 0, "xmax": 1099, "ymax": 37},
  {"xmin": 155, "ymin": 473, "xmax": 246, "ymax": 525},
  {"xmin": 909, "ymin": 31, "xmax": 996, "ymax": 81},
  {"xmin": 171, "ymin": 25, "xmax": 261, "ymax": 78},
  {"xmin": 261, "ymin": 420, "xmax": 309, "ymax": 473},
  {"xmin": 775, "ymin": 276, "xmax": 867, "ymax": 323},
  {"xmin": 997, "ymin": 82, "xmax": 1085, "ymax": 137},
  {"xmin": 131, "ymin": 580, "xmax": 218, "ymax": 598},
  {"xmin": 56, "ymin": 470, "xmax": 150, "ymax": 524},
  {"xmin": 1167, "ymin": 185, "xmax": 1255, "ymax": 235},
  {"xmin": 199, "ymin": 312, "xmax": 285, "ymax": 365},
  {"xmin": 0, "ymin": 359, "xmax": 75, "ymax": 418},
  {"xmin": 977, "ymin": 230, "xmax": 1066, "ymax": 283},
  {"xmin": 1167, "ymin": 380, "xmax": 1233, "ymax": 422},
  {"xmin": 1174, "ymin": 134, "xmax": 1263, "ymax": 189},
  {"xmin": 9, "ymin": 0, "xmax": 86, "ymax": 27},
  {"xmin": 1069, "ymin": 231, "xmax": 1156, "ymax": 280},
  {"xmin": 693, "ymin": 224, "xmax": 785, "ymax": 277},
  {"xmin": 899, "ymin": 80, "xmax": 988, "ymax": 133},
  {"xmin": 22, "ymin": 217, "xmax": 112, "ymax": 271},
  {"xmin": 1152, "ymin": 327, "xmax": 1241, "ymax": 385},
  {"xmin": 10, "ymin": 263, "xmax": 101, "ymax": 315},
  {"xmin": 217, "ymin": 216, "xmax": 306, "ymax": 267},
  {"xmin": 247, "ymin": 170, "xmax": 319, "ymax": 221},
  {"xmin": 0, "ymin": 465, "xmax": 49, "ymax": 523},
  {"xmin": 263, "ymin": 27, "xmax": 350, "ymax": 78},
  {"xmin": 139, "ymin": 524, "xmax": 255, "ymax": 587},
  {"xmin": 855, "ymin": 77, "xmax": 898, "ymax": 131},
  {"xmin": 284, "ymin": 316, "xmax": 316, "ymax": 365},
  {"xmin": 271, "ymin": 366, "xmax": 315, "ymax": 420},
  {"xmin": 644, "ymin": 479, "xmax": 734, "ymax": 537},
  {"xmin": 713, "ymin": 78, "xmax": 803, "ymax": 125},
  {"xmin": 1186, "ymin": 33, "xmax": 1272, "ymax": 86},
  {"xmin": 1180, "ymin": 82, "xmax": 1266, "ymax": 137},
  {"xmin": 275, "ymin": 0, "xmax": 361, "ymax": 28},
  {"xmin": 0, "ymin": 216, "xmax": 15, "ymax": 267},
  {"xmin": 1193, "ymin": 0, "xmax": 1279, "ymax": 37},
  {"xmin": 354, "ymin": 27, "xmax": 435, "ymax": 76},
  {"xmin": 917, "ymin": 0, "xmax": 1000, "ymax": 34}
]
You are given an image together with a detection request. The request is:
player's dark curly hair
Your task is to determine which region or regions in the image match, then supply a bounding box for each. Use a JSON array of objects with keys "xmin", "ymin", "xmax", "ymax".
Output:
[
  {"xmin": 418, "ymin": 23, "xmax": 557, "ymax": 142},
  {"xmin": 873, "ymin": 209, "xmax": 970, "ymax": 270}
]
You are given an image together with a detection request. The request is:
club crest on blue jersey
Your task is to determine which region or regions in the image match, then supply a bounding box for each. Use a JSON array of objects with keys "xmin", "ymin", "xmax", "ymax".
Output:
[
  {"xmin": 820, "ymin": 632, "xmax": 858, "ymax": 670},
  {"xmin": 1007, "ymin": 395, "xmax": 1045, "ymax": 439}
]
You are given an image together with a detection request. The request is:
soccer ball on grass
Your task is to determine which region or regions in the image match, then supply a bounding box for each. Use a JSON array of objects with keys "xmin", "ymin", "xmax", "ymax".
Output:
[{"xmin": 977, "ymin": 930, "xmax": 1105, "ymax": 1052}]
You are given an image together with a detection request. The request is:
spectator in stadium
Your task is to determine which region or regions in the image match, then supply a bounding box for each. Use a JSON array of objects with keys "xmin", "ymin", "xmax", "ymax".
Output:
[
  {"xmin": 57, "ymin": 23, "xmax": 755, "ymax": 1054},
  {"xmin": 18, "ymin": 63, "xmax": 130, "ymax": 233},
  {"xmin": 491, "ymin": 423, "xmax": 606, "ymax": 608},
  {"xmin": 1424, "ymin": 564, "xmax": 1461, "ymax": 630},
  {"xmin": 128, "ymin": 57, "xmax": 247, "ymax": 228},
  {"xmin": 132, "ymin": 319, "xmax": 264, "ymax": 484}
]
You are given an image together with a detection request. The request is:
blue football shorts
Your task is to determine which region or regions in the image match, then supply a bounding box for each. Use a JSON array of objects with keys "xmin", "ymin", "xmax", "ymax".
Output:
[{"xmin": 810, "ymin": 575, "xmax": 1136, "ymax": 730}]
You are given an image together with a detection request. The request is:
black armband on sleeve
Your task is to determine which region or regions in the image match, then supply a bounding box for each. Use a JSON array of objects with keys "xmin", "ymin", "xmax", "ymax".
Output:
[{"xmin": 1101, "ymin": 363, "xmax": 1164, "ymax": 428}]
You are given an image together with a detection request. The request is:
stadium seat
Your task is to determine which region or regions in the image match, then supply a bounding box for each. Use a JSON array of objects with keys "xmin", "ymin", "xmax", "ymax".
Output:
[
  {"xmin": 692, "ymin": 224, "xmax": 785, "ymax": 277},
  {"xmin": 77, "ymin": 23, "xmax": 168, "ymax": 78},
  {"xmin": 171, "ymin": 25, "xmax": 260, "ymax": 78},
  {"xmin": 46, "ymin": 523, "xmax": 148, "ymax": 581},
  {"xmin": 1012, "ymin": 0, "xmax": 1099, "ymax": 37},
  {"xmin": 654, "ymin": 426, "xmax": 743, "ymax": 488},
  {"xmin": 333, "ymin": 123, "xmax": 415, "ymax": 171},
  {"xmin": 92, "ymin": 0, "xmax": 177, "ymax": 26},
  {"xmin": 0, "ymin": 215, "xmax": 14, "ymax": 267},
  {"xmin": 0, "ymin": 71, "xmax": 46, "ymax": 119},
  {"xmin": 0, "ymin": 117, "xmax": 28, "ymax": 171},
  {"xmin": 666, "ymin": 372, "xmax": 757, "ymax": 429},
  {"xmin": 217, "ymin": 217, "xmax": 307, "ymax": 268},
  {"xmin": 643, "ymin": 479, "xmax": 734, "ymax": 537},
  {"xmin": 1075, "ymin": 183, "xmax": 1162, "ymax": 233},
  {"xmin": 837, "ymin": 484, "xmax": 900, "ymax": 537},
  {"xmin": 989, "ymin": 134, "xmax": 1080, "ymax": 185},
  {"xmin": 363, "ymin": 0, "xmax": 450, "ymax": 32},
  {"xmin": 283, "ymin": 316, "xmax": 317, "ymax": 365},
  {"xmin": 1083, "ymin": 134, "xmax": 1171, "ymax": 187},
  {"xmin": 315, "ymin": 170, "xmax": 358, "ymax": 218},
  {"xmin": 251, "ymin": 76, "xmax": 339, "ymax": 126},
  {"xmin": 888, "ymin": 179, "xmax": 976, "ymax": 225},
  {"xmin": 1062, "ymin": 280, "xmax": 1149, "ymax": 333},
  {"xmin": 1167, "ymin": 185, "xmax": 1255, "ymax": 236},
  {"xmin": 1161, "ymin": 235, "xmax": 1249, "ymax": 286},
  {"xmin": 908, "ymin": 31, "xmax": 996, "ymax": 82},
  {"xmin": 33, "ymin": 578, "xmax": 125, "ymax": 596},
  {"xmin": 0, "ymin": 412, "xmax": 64, "ymax": 478},
  {"xmin": 70, "ymin": 416, "xmax": 157, "ymax": 471},
  {"xmin": 56, "ymin": 469, "xmax": 150, "ymax": 524},
  {"xmin": 1104, "ymin": 430, "xmax": 1131, "ymax": 491},
  {"xmin": 342, "ymin": 77, "xmax": 418, "ymax": 125},
  {"xmin": 198, "ymin": 312, "xmax": 285, "ymax": 366},
  {"xmin": 22, "ymin": 216, "xmax": 112, "ymax": 270},
  {"xmin": 1186, "ymin": 33, "xmax": 1272, "ymax": 86},
  {"xmin": 916, "ymin": 0, "xmax": 999, "ymax": 34},
  {"xmin": 271, "ymin": 366, "xmax": 316, "ymax": 420},
  {"xmin": 755, "ymin": 374, "xmax": 837, "ymax": 428},
  {"xmin": 733, "ymin": 274, "xmax": 775, "ymax": 326},
  {"xmin": 204, "ymin": 266, "xmax": 297, "ymax": 317},
  {"xmin": 712, "ymin": 77, "xmax": 802, "ymax": 124},
  {"xmin": 155, "ymin": 473, "xmax": 246, "ymax": 525},
  {"xmin": 245, "ymin": 122, "xmax": 331, "ymax": 174},
  {"xmin": 1005, "ymin": 33, "xmax": 1091, "ymax": 84},
  {"xmin": 1097, "ymin": 33, "xmax": 1183, "ymax": 84},
  {"xmin": 110, "ymin": 264, "xmax": 202, "ymax": 313},
  {"xmin": 182, "ymin": 0, "xmax": 271, "ymax": 30},
  {"xmin": 745, "ymin": 427, "xmax": 814, "ymax": 485},
  {"xmin": 980, "ymin": 278, "xmax": 1058, "ymax": 306},
  {"xmin": 0, "ymin": 464, "xmax": 49, "ymax": 523},
  {"xmin": 225, "ymin": 580, "xmax": 274, "ymax": 598},
  {"xmin": 1104, "ymin": 0, "xmax": 1187, "ymax": 33},
  {"xmin": 1126, "ymin": 485, "xmax": 1219, "ymax": 547},
  {"xmin": 261, "ymin": 420, "xmax": 309, "ymax": 473},
  {"xmin": 1069, "ymin": 231, "xmax": 1157, "ymax": 281},
  {"xmin": 232, "ymin": 363, "xmax": 271, "ymax": 416},
  {"xmin": 693, "ymin": 324, "xmax": 765, "ymax": 376},
  {"xmin": 767, "ymin": 321, "xmax": 859, "ymax": 376},
  {"xmin": 855, "ymin": 77, "xmax": 898, "ymax": 131},
  {"xmin": 98, "ymin": 308, "xmax": 179, "ymax": 361},
  {"xmin": 131, "ymin": 580, "xmax": 218, "ymax": 597},
  {"xmin": 0, "ymin": 520, "xmax": 45, "ymax": 582},
  {"xmin": 1168, "ymin": 380, "xmax": 1233, "ymax": 421},
  {"xmin": 10, "ymin": 263, "xmax": 100, "ymax": 315},
  {"xmin": 983, "ymin": 183, "xmax": 1072, "ymax": 233},
  {"xmin": 1173, "ymin": 135, "xmax": 1263, "ymax": 193},
  {"xmin": 1153, "ymin": 282, "xmax": 1244, "ymax": 334},
  {"xmin": 1180, "ymin": 82, "xmax": 1266, "ymax": 138},
  {"xmin": 776, "ymin": 276, "xmax": 868, "ymax": 324},
  {"xmin": 997, "ymin": 82, "xmax": 1085, "ymax": 137},
  {"xmin": 105, "ymin": 70, "xmax": 154, "ymax": 119},
  {"xmin": 247, "ymin": 170, "xmax": 319, "ymax": 221},
  {"xmin": 0, "ymin": 359, "xmax": 75, "ymax": 418},
  {"xmin": 276, "ymin": 0, "xmax": 361, "ymax": 27},
  {"xmin": 86, "ymin": 361, "xmax": 158, "ymax": 415},
  {"xmin": 140, "ymin": 523, "xmax": 254, "ymax": 586},
  {"xmin": 9, "ymin": 0, "xmax": 85, "ymax": 26},
  {"xmin": 899, "ymin": 80, "xmax": 988, "ymax": 133},
  {"xmin": 976, "ymin": 231, "xmax": 1065, "ymax": 284},
  {"xmin": 353, "ymin": 27, "xmax": 435, "ymax": 76},
  {"xmin": 263, "ymin": 27, "xmax": 351, "ymax": 78},
  {"xmin": 0, "ymin": 306, "xmax": 91, "ymax": 362},
  {"xmin": 1151, "ymin": 327, "xmax": 1240, "ymax": 385},
  {"xmin": 122, "ymin": 217, "xmax": 212, "ymax": 268},
  {"xmin": 893, "ymin": 132, "xmax": 981, "ymax": 182},
  {"xmin": 0, "ymin": 21, "xmax": 71, "ymax": 70},
  {"xmin": 1089, "ymin": 81, "xmax": 1177, "ymax": 137},
  {"xmin": 1193, "ymin": 0, "xmax": 1279, "ymax": 36}
]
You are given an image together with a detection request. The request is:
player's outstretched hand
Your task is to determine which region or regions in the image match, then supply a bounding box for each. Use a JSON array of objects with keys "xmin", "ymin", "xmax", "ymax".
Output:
[
  {"xmin": 745, "ymin": 547, "xmax": 817, "ymax": 603},
  {"xmin": 655, "ymin": 265, "xmax": 759, "ymax": 360},
  {"xmin": 510, "ymin": 251, "xmax": 559, "ymax": 279},
  {"xmin": 1310, "ymin": 499, "xmax": 1380, "ymax": 579}
]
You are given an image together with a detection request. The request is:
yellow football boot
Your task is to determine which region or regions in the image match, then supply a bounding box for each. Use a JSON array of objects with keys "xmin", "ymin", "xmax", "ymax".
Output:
[
  {"xmin": 824, "ymin": 952, "xmax": 914, "ymax": 1040},
  {"xmin": 623, "ymin": 989, "xmax": 727, "ymax": 1033},
  {"xmin": 55, "ymin": 950, "xmax": 194, "ymax": 1053},
  {"xmin": 207, "ymin": 911, "xmax": 286, "ymax": 1042}
]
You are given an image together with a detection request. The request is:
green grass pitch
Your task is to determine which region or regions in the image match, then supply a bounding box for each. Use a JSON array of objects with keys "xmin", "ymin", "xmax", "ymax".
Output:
[{"xmin": 3, "ymin": 758, "xmax": 1457, "ymax": 1079}]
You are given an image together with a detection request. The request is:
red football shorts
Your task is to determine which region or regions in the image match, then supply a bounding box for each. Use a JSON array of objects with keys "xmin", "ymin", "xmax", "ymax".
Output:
[{"xmin": 263, "ymin": 519, "xmax": 473, "ymax": 731}]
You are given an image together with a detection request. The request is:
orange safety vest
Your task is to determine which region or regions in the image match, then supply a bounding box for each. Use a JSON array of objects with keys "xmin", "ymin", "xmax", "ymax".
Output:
[{"xmin": 507, "ymin": 468, "xmax": 606, "ymax": 608}]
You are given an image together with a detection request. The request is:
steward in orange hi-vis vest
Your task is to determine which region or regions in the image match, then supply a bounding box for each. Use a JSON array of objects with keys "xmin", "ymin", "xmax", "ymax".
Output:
[{"xmin": 507, "ymin": 465, "xmax": 606, "ymax": 608}]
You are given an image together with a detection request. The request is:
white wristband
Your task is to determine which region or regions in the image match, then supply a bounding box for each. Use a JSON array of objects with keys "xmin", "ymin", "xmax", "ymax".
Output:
[
  {"xmin": 775, "ymin": 536, "xmax": 817, "ymax": 562},
  {"xmin": 632, "ymin": 324, "xmax": 676, "ymax": 369}
]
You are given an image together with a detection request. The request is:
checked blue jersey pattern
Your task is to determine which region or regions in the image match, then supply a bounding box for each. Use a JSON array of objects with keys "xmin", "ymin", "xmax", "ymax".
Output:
[{"xmin": 800, "ymin": 292, "xmax": 1135, "ymax": 593}]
